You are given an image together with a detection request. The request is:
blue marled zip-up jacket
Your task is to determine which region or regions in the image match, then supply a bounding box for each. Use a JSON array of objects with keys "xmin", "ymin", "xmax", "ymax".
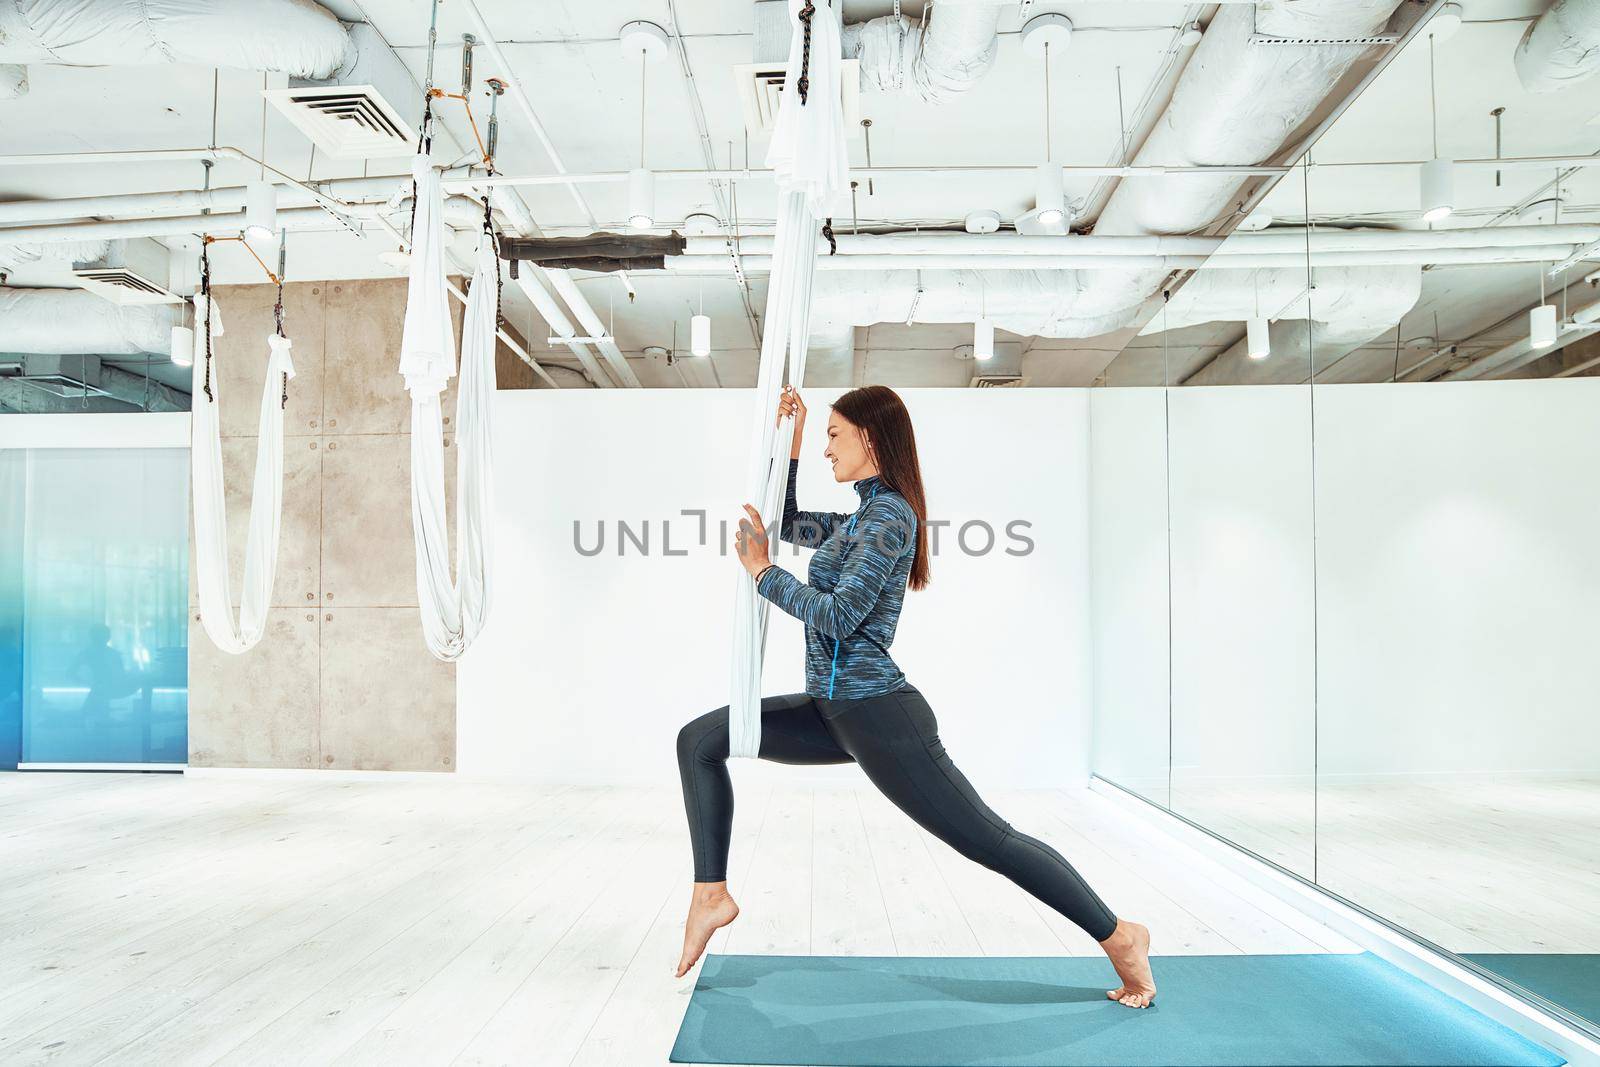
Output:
[{"xmin": 756, "ymin": 458, "xmax": 917, "ymax": 699}]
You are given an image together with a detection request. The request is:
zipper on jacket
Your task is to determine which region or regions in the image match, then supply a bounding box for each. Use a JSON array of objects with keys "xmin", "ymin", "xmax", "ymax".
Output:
[{"xmin": 827, "ymin": 485, "xmax": 879, "ymax": 698}]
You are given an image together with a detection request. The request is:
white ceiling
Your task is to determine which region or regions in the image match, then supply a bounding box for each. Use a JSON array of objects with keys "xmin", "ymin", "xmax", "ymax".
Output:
[{"xmin": 2, "ymin": 0, "xmax": 1597, "ymax": 390}]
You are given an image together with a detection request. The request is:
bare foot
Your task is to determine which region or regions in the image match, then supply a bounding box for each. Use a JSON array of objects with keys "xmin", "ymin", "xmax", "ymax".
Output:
[
  {"xmin": 1101, "ymin": 919, "xmax": 1156, "ymax": 1008},
  {"xmin": 675, "ymin": 883, "xmax": 740, "ymax": 978}
]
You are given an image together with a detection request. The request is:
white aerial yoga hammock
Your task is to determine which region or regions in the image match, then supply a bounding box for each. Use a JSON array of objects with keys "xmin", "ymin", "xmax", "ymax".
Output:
[
  {"xmin": 398, "ymin": 147, "xmax": 497, "ymax": 661},
  {"xmin": 191, "ymin": 254, "xmax": 297, "ymax": 655},
  {"xmin": 728, "ymin": 0, "xmax": 850, "ymax": 758}
]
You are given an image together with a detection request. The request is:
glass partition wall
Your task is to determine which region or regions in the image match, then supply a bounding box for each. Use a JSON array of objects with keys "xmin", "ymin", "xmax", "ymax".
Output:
[{"xmin": 1093, "ymin": 9, "xmax": 1600, "ymax": 1035}]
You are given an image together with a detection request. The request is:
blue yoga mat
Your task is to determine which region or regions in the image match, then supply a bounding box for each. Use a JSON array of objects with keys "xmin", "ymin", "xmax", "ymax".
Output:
[
  {"xmin": 1466, "ymin": 954, "xmax": 1600, "ymax": 1024},
  {"xmin": 669, "ymin": 952, "xmax": 1565, "ymax": 1066}
]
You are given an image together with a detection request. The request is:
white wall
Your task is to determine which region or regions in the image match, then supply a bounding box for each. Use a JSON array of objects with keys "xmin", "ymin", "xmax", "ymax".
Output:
[
  {"xmin": 458, "ymin": 387, "xmax": 1094, "ymax": 789},
  {"xmin": 1315, "ymin": 379, "xmax": 1600, "ymax": 776}
]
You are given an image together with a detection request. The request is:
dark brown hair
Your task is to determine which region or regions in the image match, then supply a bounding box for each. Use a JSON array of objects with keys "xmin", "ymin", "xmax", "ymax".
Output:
[{"xmin": 831, "ymin": 385, "xmax": 930, "ymax": 591}]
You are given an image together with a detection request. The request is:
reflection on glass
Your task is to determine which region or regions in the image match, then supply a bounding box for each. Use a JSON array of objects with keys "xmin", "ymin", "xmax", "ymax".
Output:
[
  {"xmin": 1161, "ymin": 164, "xmax": 1319, "ymax": 880},
  {"xmin": 1303, "ymin": 13, "xmax": 1600, "ymax": 1030},
  {"xmin": 1, "ymin": 451, "xmax": 22, "ymax": 769},
  {"xmin": 20, "ymin": 448, "xmax": 189, "ymax": 765}
]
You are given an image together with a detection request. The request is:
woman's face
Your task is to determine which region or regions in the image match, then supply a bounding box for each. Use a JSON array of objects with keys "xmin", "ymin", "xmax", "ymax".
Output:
[{"xmin": 824, "ymin": 409, "xmax": 876, "ymax": 483}]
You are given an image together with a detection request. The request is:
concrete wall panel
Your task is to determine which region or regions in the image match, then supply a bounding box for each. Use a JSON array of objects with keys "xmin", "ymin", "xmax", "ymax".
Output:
[
  {"xmin": 187, "ymin": 607, "xmax": 320, "ymax": 769},
  {"xmin": 322, "ymin": 278, "xmax": 461, "ymax": 436},
  {"xmin": 188, "ymin": 279, "xmax": 458, "ymax": 772},
  {"xmin": 319, "ymin": 607, "xmax": 455, "ymax": 771},
  {"xmin": 210, "ymin": 281, "xmax": 327, "ymax": 438}
]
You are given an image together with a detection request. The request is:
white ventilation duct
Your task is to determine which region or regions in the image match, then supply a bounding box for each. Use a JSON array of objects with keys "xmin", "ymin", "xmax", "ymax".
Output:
[
  {"xmin": 0, "ymin": 288, "xmax": 179, "ymax": 355},
  {"xmin": 1514, "ymin": 0, "xmax": 1600, "ymax": 93},
  {"xmin": 842, "ymin": 0, "xmax": 1005, "ymax": 102},
  {"xmin": 0, "ymin": 0, "xmax": 351, "ymax": 81},
  {"xmin": 1056, "ymin": 0, "xmax": 1405, "ymax": 338},
  {"xmin": 1143, "ymin": 264, "xmax": 1423, "ymax": 337},
  {"xmin": 1169, "ymin": 266, "xmax": 1422, "ymax": 385},
  {"xmin": 0, "ymin": 239, "xmax": 110, "ymax": 274},
  {"xmin": 0, "ymin": 63, "xmax": 26, "ymax": 99},
  {"xmin": 808, "ymin": 270, "xmax": 1081, "ymax": 348}
]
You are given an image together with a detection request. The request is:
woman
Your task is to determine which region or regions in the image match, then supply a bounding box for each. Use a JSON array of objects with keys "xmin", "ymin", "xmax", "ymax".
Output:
[{"xmin": 675, "ymin": 384, "xmax": 1156, "ymax": 1008}]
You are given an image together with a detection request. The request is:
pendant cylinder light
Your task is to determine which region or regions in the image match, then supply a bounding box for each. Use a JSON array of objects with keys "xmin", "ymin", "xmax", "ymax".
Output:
[
  {"xmin": 627, "ymin": 167, "xmax": 655, "ymax": 231},
  {"xmin": 1530, "ymin": 303, "xmax": 1558, "ymax": 349},
  {"xmin": 1247, "ymin": 316, "xmax": 1271, "ymax": 359},
  {"xmin": 691, "ymin": 313, "xmax": 711, "ymax": 356},
  {"xmin": 1034, "ymin": 163, "xmax": 1065, "ymax": 227},
  {"xmin": 1419, "ymin": 159, "xmax": 1454, "ymax": 224},
  {"xmin": 974, "ymin": 318, "xmax": 995, "ymax": 360},
  {"xmin": 244, "ymin": 179, "xmax": 277, "ymax": 243},
  {"xmin": 170, "ymin": 325, "xmax": 194, "ymax": 368}
]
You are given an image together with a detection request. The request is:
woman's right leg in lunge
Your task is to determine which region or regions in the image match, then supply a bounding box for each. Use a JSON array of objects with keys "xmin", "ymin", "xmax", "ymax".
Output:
[{"xmin": 674, "ymin": 693, "xmax": 852, "ymax": 976}]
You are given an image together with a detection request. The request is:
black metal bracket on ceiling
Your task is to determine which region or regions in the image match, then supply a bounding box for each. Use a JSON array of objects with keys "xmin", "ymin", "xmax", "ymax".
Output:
[{"xmin": 498, "ymin": 231, "xmax": 686, "ymax": 276}]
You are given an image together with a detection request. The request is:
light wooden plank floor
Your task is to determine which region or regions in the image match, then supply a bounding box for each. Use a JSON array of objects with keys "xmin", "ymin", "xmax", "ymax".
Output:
[{"xmin": 0, "ymin": 772, "xmax": 1356, "ymax": 1067}]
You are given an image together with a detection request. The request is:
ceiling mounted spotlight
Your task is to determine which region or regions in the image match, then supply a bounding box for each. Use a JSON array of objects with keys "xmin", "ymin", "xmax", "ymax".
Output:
[
  {"xmin": 169, "ymin": 325, "xmax": 194, "ymax": 368},
  {"xmin": 965, "ymin": 209, "xmax": 1001, "ymax": 235},
  {"xmin": 1419, "ymin": 32, "xmax": 1454, "ymax": 225},
  {"xmin": 244, "ymin": 179, "xmax": 277, "ymax": 243},
  {"xmin": 627, "ymin": 167, "xmax": 655, "ymax": 231},
  {"xmin": 1034, "ymin": 163, "xmax": 1065, "ymax": 228},
  {"xmin": 974, "ymin": 318, "xmax": 995, "ymax": 361},
  {"xmin": 1419, "ymin": 158, "xmax": 1454, "ymax": 224},
  {"xmin": 1530, "ymin": 303, "xmax": 1558, "ymax": 349},
  {"xmin": 1015, "ymin": 204, "xmax": 1071, "ymax": 236},
  {"xmin": 691, "ymin": 279, "xmax": 710, "ymax": 357},
  {"xmin": 1247, "ymin": 317, "xmax": 1271, "ymax": 360},
  {"xmin": 621, "ymin": 20, "xmax": 667, "ymax": 232}
]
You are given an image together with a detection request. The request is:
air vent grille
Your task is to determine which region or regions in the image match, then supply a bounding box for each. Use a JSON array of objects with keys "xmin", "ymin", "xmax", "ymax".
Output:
[
  {"xmin": 71, "ymin": 268, "xmax": 178, "ymax": 306},
  {"xmin": 264, "ymin": 84, "xmax": 416, "ymax": 160},
  {"xmin": 971, "ymin": 375, "xmax": 1029, "ymax": 388},
  {"xmin": 734, "ymin": 61, "xmax": 860, "ymax": 133},
  {"xmin": 1247, "ymin": 33, "xmax": 1399, "ymax": 46}
]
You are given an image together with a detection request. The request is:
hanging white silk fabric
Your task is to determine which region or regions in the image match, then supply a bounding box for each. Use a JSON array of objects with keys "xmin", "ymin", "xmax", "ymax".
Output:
[
  {"xmin": 399, "ymin": 149, "xmax": 497, "ymax": 661},
  {"xmin": 728, "ymin": 0, "xmax": 850, "ymax": 758},
  {"xmin": 191, "ymin": 290, "xmax": 298, "ymax": 655}
]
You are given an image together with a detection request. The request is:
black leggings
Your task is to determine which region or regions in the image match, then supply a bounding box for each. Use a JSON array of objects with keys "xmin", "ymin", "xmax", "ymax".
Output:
[{"xmin": 675, "ymin": 683, "xmax": 1120, "ymax": 943}]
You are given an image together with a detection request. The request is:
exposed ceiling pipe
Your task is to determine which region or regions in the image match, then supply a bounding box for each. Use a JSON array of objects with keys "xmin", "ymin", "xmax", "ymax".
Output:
[
  {"xmin": 843, "ymin": 0, "xmax": 1005, "ymax": 103},
  {"xmin": 1443, "ymin": 287, "xmax": 1600, "ymax": 380},
  {"xmin": 0, "ymin": 176, "xmax": 419, "ymax": 226},
  {"xmin": 1058, "ymin": 0, "xmax": 1407, "ymax": 338},
  {"xmin": 543, "ymin": 271, "xmax": 644, "ymax": 388},
  {"xmin": 668, "ymin": 246, "xmax": 1582, "ymax": 271},
  {"xmin": 450, "ymin": 0, "xmax": 638, "ymax": 386},
  {"xmin": 685, "ymin": 226, "xmax": 1600, "ymax": 258},
  {"xmin": 0, "ymin": 196, "xmax": 491, "ymax": 246},
  {"xmin": 1514, "ymin": 0, "xmax": 1600, "ymax": 93},
  {"xmin": 0, "ymin": 0, "xmax": 352, "ymax": 98}
]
